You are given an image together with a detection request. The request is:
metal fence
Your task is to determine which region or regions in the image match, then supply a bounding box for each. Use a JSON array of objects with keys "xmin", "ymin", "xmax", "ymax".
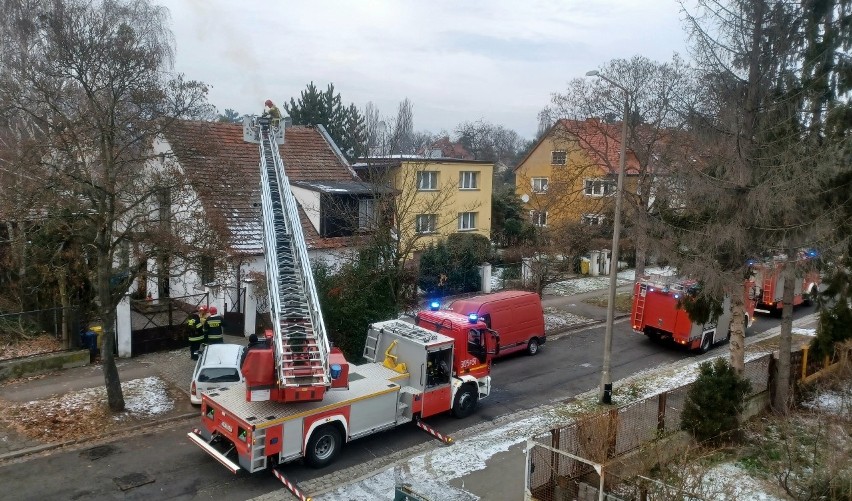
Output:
[
  {"xmin": 129, "ymin": 292, "xmax": 207, "ymax": 356},
  {"xmin": 0, "ymin": 306, "xmax": 82, "ymax": 355},
  {"xmin": 491, "ymin": 262, "xmax": 523, "ymax": 292},
  {"xmin": 526, "ymin": 353, "xmax": 775, "ymax": 501}
]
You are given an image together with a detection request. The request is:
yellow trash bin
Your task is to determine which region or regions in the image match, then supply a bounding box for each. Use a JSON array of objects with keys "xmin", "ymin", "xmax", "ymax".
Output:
[{"xmin": 580, "ymin": 258, "xmax": 590, "ymax": 275}]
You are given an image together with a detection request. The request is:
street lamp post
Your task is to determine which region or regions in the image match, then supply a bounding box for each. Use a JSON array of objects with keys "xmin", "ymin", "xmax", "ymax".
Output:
[{"xmin": 586, "ymin": 70, "xmax": 629, "ymax": 405}]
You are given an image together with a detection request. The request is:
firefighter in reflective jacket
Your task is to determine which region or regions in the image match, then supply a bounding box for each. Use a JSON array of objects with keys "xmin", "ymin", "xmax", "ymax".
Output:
[
  {"xmin": 187, "ymin": 305, "xmax": 207, "ymax": 359},
  {"xmin": 206, "ymin": 306, "xmax": 224, "ymax": 344}
]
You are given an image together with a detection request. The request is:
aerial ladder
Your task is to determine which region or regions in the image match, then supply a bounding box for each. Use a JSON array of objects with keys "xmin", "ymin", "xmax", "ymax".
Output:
[{"xmin": 241, "ymin": 116, "xmax": 331, "ymax": 403}]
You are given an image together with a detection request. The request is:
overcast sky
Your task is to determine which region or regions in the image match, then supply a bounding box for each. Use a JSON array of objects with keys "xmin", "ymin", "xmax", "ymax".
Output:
[{"xmin": 158, "ymin": 0, "xmax": 690, "ymax": 139}]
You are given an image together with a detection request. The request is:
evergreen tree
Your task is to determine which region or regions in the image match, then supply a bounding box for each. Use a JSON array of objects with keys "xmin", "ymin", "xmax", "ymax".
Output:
[
  {"xmin": 681, "ymin": 358, "xmax": 751, "ymax": 443},
  {"xmin": 284, "ymin": 82, "xmax": 365, "ymax": 161}
]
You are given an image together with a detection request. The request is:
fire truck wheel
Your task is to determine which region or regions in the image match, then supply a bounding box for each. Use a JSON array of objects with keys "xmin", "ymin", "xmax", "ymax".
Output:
[
  {"xmin": 305, "ymin": 425, "xmax": 342, "ymax": 468},
  {"xmin": 452, "ymin": 384, "xmax": 478, "ymax": 418},
  {"xmin": 699, "ymin": 334, "xmax": 711, "ymax": 354},
  {"xmin": 527, "ymin": 338, "xmax": 540, "ymax": 356}
]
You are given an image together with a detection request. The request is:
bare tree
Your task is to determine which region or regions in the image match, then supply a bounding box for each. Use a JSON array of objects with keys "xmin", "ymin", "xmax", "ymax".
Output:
[
  {"xmin": 546, "ymin": 55, "xmax": 699, "ymax": 281},
  {"xmin": 353, "ymin": 158, "xmax": 482, "ymax": 309},
  {"xmin": 0, "ymin": 0, "xmax": 211, "ymax": 411},
  {"xmin": 388, "ymin": 98, "xmax": 415, "ymax": 155}
]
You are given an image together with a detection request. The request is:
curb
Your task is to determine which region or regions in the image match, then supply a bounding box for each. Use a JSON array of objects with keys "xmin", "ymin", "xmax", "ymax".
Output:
[{"xmin": 0, "ymin": 411, "xmax": 199, "ymax": 463}]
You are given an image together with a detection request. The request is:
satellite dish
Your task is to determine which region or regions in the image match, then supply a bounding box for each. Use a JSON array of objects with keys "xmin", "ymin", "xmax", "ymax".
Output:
[{"xmin": 520, "ymin": 194, "xmax": 530, "ymax": 203}]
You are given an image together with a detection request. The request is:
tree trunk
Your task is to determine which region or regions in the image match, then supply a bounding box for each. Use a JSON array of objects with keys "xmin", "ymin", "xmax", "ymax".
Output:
[
  {"xmin": 97, "ymin": 254, "xmax": 124, "ymax": 412},
  {"xmin": 773, "ymin": 256, "xmax": 797, "ymax": 413},
  {"xmin": 57, "ymin": 267, "xmax": 70, "ymax": 349},
  {"xmin": 634, "ymin": 234, "xmax": 647, "ymax": 284},
  {"xmin": 728, "ymin": 295, "xmax": 746, "ymax": 375}
]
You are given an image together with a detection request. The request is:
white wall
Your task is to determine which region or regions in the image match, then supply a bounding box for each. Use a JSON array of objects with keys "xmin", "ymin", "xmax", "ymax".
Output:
[{"xmin": 290, "ymin": 186, "xmax": 321, "ymax": 233}]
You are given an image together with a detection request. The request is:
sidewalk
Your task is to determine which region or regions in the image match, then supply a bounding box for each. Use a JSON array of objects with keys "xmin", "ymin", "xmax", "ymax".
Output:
[{"xmin": 0, "ymin": 333, "xmax": 248, "ymax": 459}]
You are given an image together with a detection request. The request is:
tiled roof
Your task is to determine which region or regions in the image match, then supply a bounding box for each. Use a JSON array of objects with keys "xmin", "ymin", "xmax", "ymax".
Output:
[
  {"xmin": 556, "ymin": 118, "xmax": 642, "ymax": 175},
  {"xmin": 419, "ymin": 137, "xmax": 475, "ymax": 160},
  {"xmin": 164, "ymin": 120, "xmax": 358, "ymax": 255}
]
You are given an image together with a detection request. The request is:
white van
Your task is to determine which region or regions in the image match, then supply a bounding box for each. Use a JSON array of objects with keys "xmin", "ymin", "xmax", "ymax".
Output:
[{"xmin": 190, "ymin": 344, "xmax": 245, "ymax": 405}]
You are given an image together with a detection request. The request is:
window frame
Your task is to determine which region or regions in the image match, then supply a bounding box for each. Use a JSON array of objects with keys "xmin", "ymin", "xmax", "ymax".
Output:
[
  {"xmin": 459, "ymin": 171, "xmax": 479, "ymax": 190},
  {"xmin": 551, "ymin": 150, "xmax": 567, "ymax": 165},
  {"xmin": 458, "ymin": 211, "xmax": 477, "ymax": 231},
  {"xmin": 584, "ymin": 178, "xmax": 616, "ymax": 197},
  {"xmin": 531, "ymin": 177, "xmax": 549, "ymax": 193},
  {"xmin": 531, "ymin": 210, "xmax": 548, "ymax": 227},
  {"xmin": 415, "ymin": 213, "xmax": 438, "ymax": 234},
  {"xmin": 358, "ymin": 198, "xmax": 376, "ymax": 230},
  {"xmin": 581, "ymin": 213, "xmax": 606, "ymax": 226},
  {"xmin": 416, "ymin": 171, "xmax": 439, "ymax": 191}
]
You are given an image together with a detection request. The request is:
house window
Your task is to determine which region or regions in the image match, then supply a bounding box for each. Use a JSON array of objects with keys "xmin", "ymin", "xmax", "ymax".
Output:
[
  {"xmin": 458, "ymin": 212, "xmax": 477, "ymax": 231},
  {"xmin": 584, "ymin": 179, "xmax": 616, "ymax": 197},
  {"xmin": 459, "ymin": 171, "xmax": 478, "ymax": 190},
  {"xmin": 582, "ymin": 214, "xmax": 606, "ymax": 226},
  {"xmin": 532, "ymin": 177, "xmax": 549, "ymax": 193},
  {"xmin": 551, "ymin": 151, "xmax": 567, "ymax": 165},
  {"xmin": 358, "ymin": 198, "xmax": 376, "ymax": 230},
  {"xmin": 416, "ymin": 214, "xmax": 438, "ymax": 234},
  {"xmin": 199, "ymin": 256, "xmax": 215, "ymax": 285},
  {"xmin": 531, "ymin": 211, "xmax": 548, "ymax": 227},
  {"xmin": 417, "ymin": 171, "xmax": 438, "ymax": 191}
]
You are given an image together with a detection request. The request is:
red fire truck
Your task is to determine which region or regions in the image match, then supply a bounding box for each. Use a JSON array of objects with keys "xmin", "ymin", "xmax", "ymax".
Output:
[
  {"xmin": 630, "ymin": 275, "xmax": 756, "ymax": 353},
  {"xmin": 188, "ymin": 117, "xmax": 497, "ymax": 476},
  {"xmin": 751, "ymin": 255, "xmax": 820, "ymax": 314}
]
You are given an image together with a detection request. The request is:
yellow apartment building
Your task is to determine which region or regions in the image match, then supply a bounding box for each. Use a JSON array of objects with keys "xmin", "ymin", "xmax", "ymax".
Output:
[{"xmin": 353, "ymin": 156, "xmax": 493, "ymax": 252}]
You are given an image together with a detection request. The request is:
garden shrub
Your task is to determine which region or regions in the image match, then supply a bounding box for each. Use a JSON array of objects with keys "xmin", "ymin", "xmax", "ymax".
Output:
[{"xmin": 681, "ymin": 358, "xmax": 751, "ymax": 443}]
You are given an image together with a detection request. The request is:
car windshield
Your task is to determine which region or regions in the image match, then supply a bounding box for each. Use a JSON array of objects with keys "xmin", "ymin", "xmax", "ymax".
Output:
[{"xmin": 198, "ymin": 367, "xmax": 240, "ymax": 383}]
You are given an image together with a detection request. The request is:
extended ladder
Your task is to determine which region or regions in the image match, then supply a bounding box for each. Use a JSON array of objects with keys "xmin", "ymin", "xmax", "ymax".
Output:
[
  {"xmin": 633, "ymin": 284, "xmax": 647, "ymax": 329},
  {"xmin": 255, "ymin": 119, "xmax": 330, "ymax": 394}
]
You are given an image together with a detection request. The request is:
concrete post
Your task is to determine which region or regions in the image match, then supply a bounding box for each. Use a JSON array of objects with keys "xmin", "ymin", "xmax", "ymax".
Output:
[
  {"xmin": 243, "ymin": 279, "xmax": 257, "ymax": 338},
  {"xmin": 602, "ymin": 249, "xmax": 611, "ymax": 275},
  {"xmin": 116, "ymin": 293, "xmax": 132, "ymax": 358},
  {"xmin": 479, "ymin": 263, "xmax": 492, "ymax": 293},
  {"xmin": 521, "ymin": 257, "xmax": 532, "ymax": 287},
  {"xmin": 589, "ymin": 251, "xmax": 600, "ymax": 277},
  {"xmin": 204, "ymin": 282, "xmax": 223, "ymax": 313}
]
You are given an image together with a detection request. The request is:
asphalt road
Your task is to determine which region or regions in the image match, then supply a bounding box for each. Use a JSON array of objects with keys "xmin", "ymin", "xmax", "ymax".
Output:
[{"xmin": 0, "ymin": 305, "xmax": 816, "ymax": 500}]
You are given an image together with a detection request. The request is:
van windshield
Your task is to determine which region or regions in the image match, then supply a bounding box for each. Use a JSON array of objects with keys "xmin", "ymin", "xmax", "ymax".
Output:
[{"xmin": 198, "ymin": 368, "xmax": 240, "ymax": 383}]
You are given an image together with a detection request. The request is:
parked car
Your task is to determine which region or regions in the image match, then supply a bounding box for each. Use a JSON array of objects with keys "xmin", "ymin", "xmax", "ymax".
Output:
[
  {"xmin": 447, "ymin": 290, "xmax": 546, "ymax": 357},
  {"xmin": 190, "ymin": 343, "xmax": 245, "ymax": 405}
]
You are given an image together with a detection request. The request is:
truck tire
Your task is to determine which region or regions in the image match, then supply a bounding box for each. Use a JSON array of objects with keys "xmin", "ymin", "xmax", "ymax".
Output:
[
  {"xmin": 305, "ymin": 425, "xmax": 342, "ymax": 468},
  {"xmin": 452, "ymin": 384, "xmax": 478, "ymax": 418},
  {"xmin": 698, "ymin": 334, "xmax": 712, "ymax": 354},
  {"xmin": 527, "ymin": 338, "xmax": 540, "ymax": 356}
]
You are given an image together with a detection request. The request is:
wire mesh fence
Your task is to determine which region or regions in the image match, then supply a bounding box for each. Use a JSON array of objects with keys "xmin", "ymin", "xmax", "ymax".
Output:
[
  {"xmin": 524, "ymin": 351, "xmax": 799, "ymax": 500},
  {"xmin": 0, "ymin": 307, "xmax": 82, "ymax": 357}
]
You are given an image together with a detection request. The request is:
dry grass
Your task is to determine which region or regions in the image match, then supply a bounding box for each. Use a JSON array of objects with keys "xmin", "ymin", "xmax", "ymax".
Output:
[
  {"xmin": 583, "ymin": 292, "xmax": 634, "ymax": 313},
  {"xmin": 0, "ymin": 334, "xmax": 65, "ymax": 361}
]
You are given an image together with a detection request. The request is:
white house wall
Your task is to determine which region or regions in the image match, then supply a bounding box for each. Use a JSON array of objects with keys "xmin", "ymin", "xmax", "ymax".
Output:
[{"xmin": 290, "ymin": 186, "xmax": 321, "ymax": 233}]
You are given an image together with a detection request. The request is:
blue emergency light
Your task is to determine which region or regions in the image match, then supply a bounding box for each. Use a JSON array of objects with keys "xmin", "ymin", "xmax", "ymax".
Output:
[
  {"xmin": 673, "ymin": 293, "xmax": 680, "ymax": 299},
  {"xmin": 429, "ymin": 301, "xmax": 440, "ymax": 311},
  {"xmin": 468, "ymin": 313, "xmax": 478, "ymax": 323},
  {"xmin": 806, "ymin": 249, "xmax": 818, "ymax": 258}
]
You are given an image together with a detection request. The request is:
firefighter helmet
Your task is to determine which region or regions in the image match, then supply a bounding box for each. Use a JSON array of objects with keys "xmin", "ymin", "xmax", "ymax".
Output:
[
  {"xmin": 265, "ymin": 99, "xmax": 273, "ymax": 107},
  {"xmin": 209, "ymin": 306, "xmax": 218, "ymax": 315},
  {"xmin": 198, "ymin": 305, "xmax": 208, "ymax": 313}
]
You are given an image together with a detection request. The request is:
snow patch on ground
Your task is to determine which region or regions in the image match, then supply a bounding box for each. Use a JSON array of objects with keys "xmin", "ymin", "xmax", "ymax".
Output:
[
  {"xmin": 792, "ymin": 327, "xmax": 817, "ymax": 337},
  {"xmin": 703, "ymin": 463, "xmax": 785, "ymax": 501},
  {"xmin": 319, "ymin": 412, "xmax": 559, "ymax": 501},
  {"xmin": 802, "ymin": 387, "xmax": 852, "ymax": 416},
  {"xmin": 29, "ymin": 375, "xmax": 174, "ymax": 421},
  {"xmin": 543, "ymin": 307, "xmax": 594, "ymax": 331}
]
